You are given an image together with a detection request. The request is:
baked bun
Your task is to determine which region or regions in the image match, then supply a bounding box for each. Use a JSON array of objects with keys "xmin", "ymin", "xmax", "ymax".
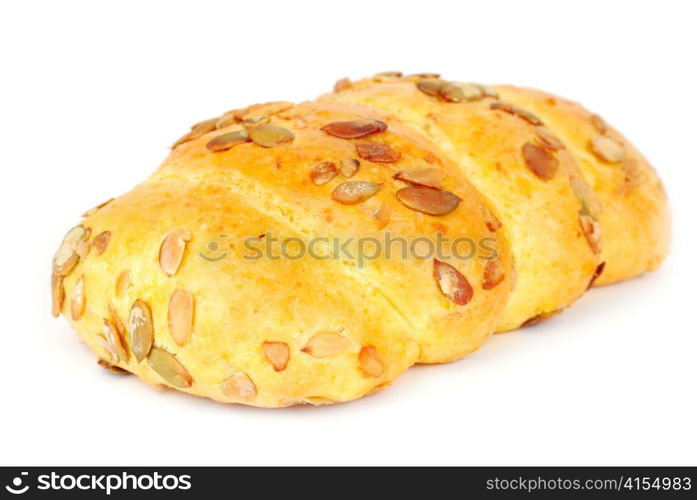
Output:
[
  {"xmin": 51, "ymin": 73, "xmax": 669, "ymax": 407},
  {"xmin": 51, "ymin": 98, "xmax": 512, "ymax": 407}
]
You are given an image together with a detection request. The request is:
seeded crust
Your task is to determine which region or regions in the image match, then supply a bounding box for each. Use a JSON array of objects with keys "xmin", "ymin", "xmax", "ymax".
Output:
[
  {"xmin": 53, "ymin": 100, "xmax": 512, "ymax": 407},
  {"xmin": 52, "ymin": 73, "xmax": 670, "ymax": 407},
  {"xmin": 320, "ymin": 80, "xmax": 601, "ymax": 331},
  {"xmin": 492, "ymin": 86, "xmax": 671, "ymax": 285}
]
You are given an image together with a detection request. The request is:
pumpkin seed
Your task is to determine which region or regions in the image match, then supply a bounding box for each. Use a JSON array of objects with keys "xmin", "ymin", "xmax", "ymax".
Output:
[
  {"xmin": 588, "ymin": 261, "xmax": 606, "ymax": 289},
  {"xmin": 82, "ymin": 198, "xmax": 114, "ymax": 218},
  {"xmin": 476, "ymin": 84, "xmax": 499, "ymax": 98},
  {"xmin": 334, "ymin": 77, "xmax": 352, "ymax": 92},
  {"xmin": 321, "ymin": 119, "xmax": 387, "ymax": 139},
  {"xmin": 590, "ymin": 135, "xmax": 625, "ymax": 163},
  {"xmin": 483, "ymin": 260, "xmax": 505, "ymax": 290},
  {"xmin": 302, "ymin": 333, "xmax": 351, "ymax": 357},
  {"xmin": 102, "ymin": 317, "xmax": 128, "ymax": 363},
  {"xmin": 619, "ymin": 158, "xmax": 645, "ymax": 193},
  {"xmin": 172, "ymin": 118, "xmax": 217, "ymax": 149},
  {"xmin": 96, "ymin": 332, "xmax": 119, "ymax": 363},
  {"xmin": 159, "ymin": 228, "xmax": 191, "ymax": 277},
  {"xmin": 71, "ymin": 275, "xmax": 86, "ymax": 320},
  {"xmin": 522, "ymin": 309, "xmax": 561, "ymax": 328},
  {"xmin": 108, "ymin": 303, "xmax": 128, "ymax": 353},
  {"xmin": 206, "ymin": 130, "xmax": 250, "ymax": 152},
  {"xmin": 374, "ymin": 71, "xmax": 402, "ymax": 79},
  {"xmin": 394, "ymin": 168, "xmax": 445, "ymax": 189},
  {"xmin": 51, "ymin": 273, "xmax": 64, "ymax": 317},
  {"xmin": 358, "ymin": 345, "xmax": 384, "ymax": 378},
  {"xmin": 310, "ymin": 161, "xmax": 338, "ymax": 185},
  {"xmin": 535, "ymin": 126, "xmax": 565, "ymax": 151},
  {"xmin": 396, "ymin": 185, "xmax": 461, "ymax": 216},
  {"xmin": 409, "ymin": 72, "xmax": 441, "ymax": 79},
  {"xmin": 168, "ymin": 289, "xmax": 194, "ymax": 346},
  {"xmin": 128, "ymin": 299, "xmax": 154, "ymax": 362},
  {"xmin": 522, "ymin": 142, "xmax": 559, "ymax": 180},
  {"xmin": 115, "ymin": 269, "xmax": 131, "ymax": 298},
  {"xmin": 230, "ymin": 108, "xmax": 249, "ymax": 121},
  {"xmin": 339, "ymin": 158, "xmax": 360, "ymax": 177},
  {"xmin": 515, "ymin": 108, "xmax": 543, "ymax": 125},
  {"xmin": 221, "ymin": 372, "xmax": 257, "ymax": 402},
  {"xmin": 490, "ymin": 102, "xmax": 542, "ymax": 125},
  {"xmin": 578, "ymin": 213, "xmax": 603, "ymax": 255},
  {"xmin": 75, "ymin": 236, "xmax": 91, "ymax": 260},
  {"xmin": 91, "ymin": 231, "xmax": 111, "ymax": 255},
  {"xmin": 416, "ymin": 80, "xmax": 444, "ymax": 96},
  {"xmin": 433, "ymin": 258, "xmax": 473, "ymax": 305},
  {"xmin": 52, "ymin": 225, "xmax": 89, "ymax": 276},
  {"xmin": 242, "ymin": 116, "xmax": 270, "ymax": 129},
  {"xmin": 262, "ymin": 341, "xmax": 289, "ymax": 372},
  {"xmin": 249, "ymin": 124, "xmax": 295, "ymax": 147},
  {"xmin": 440, "ymin": 82, "xmax": 483, "ymax": 102},
  {"xmin": 480, "ymin": 205, "xmax": 502, "ymax": 232},
  {"xmin": 570, "ymin": 175, "xmax": 602, "ymax": 218},
  {"xmin": 147, "ymin": 347, "xmax": 193, "ymax": 388},
  {"xmin": 97, "ymin": 359, "xmax": 130, "ymax": 375},
  {"xmin": 490, "ymin": 101, "xmax": 515, "ymax": 114},
  {"xmin": 438, "ymin": 82, "xmax": 466, "ymax": 102},
  {"xmin": 590, "ymin": 113, "xmax": 608, "ymax": 134},
  {"xmin": 190, "ymin": 117, "xmax": 217, "ymax": 130},
  {"xmin": 215, "ymin": 112, "xmax": 238, "ymax": 129},
  {"xmin": 260, "ymin": 101, "xmax": 295, "ymax": 116},
  {"xmin": 331, "ymin": 181, "xmax": 382, "ymax": 205},
  {"xmin": 356, "ymin": 142, "xmax": 401, "ymax": 163}
]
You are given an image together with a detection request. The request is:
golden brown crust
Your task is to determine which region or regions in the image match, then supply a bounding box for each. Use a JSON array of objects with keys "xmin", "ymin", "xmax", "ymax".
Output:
[
  {"xmin": 492, "ymin": 85, "xmax": 670, "ymax": 285},
  {"xmin": 51, "ymin": 74, "xmax": 669, "ymax": 407},
  {"xmin": 320, "ymin": 79, "xmax": 600, "ymax": 330},
  {"xmin": 53, "ymin": 98, "xmax": 513, "ymax": 407}
]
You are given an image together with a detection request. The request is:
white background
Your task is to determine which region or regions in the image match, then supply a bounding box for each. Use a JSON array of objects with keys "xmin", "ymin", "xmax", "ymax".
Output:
[{"xmin": 1, "ymin": 0, "xmax": 695, "ymax": 466}]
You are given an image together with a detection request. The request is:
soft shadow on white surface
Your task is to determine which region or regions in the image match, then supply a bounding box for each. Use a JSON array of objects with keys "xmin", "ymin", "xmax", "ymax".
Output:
[{"xmin": 9, "ymin": 264, "xmax": 692, "ymax": 466}]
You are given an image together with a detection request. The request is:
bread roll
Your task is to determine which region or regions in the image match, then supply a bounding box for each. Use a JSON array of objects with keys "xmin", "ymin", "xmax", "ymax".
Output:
[
  {"xmin": 51, "ymin": 73, "xmax": 669, "ymax": 407},
  {"xmin": 52, "ymin": 98, "xmax": 512, "ymax": 407}
]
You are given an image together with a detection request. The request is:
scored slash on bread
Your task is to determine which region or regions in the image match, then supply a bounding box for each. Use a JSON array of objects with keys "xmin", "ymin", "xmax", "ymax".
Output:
[{"xmin": 50, "ymin": 72, "xmax": 670, "ymax": 407}]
